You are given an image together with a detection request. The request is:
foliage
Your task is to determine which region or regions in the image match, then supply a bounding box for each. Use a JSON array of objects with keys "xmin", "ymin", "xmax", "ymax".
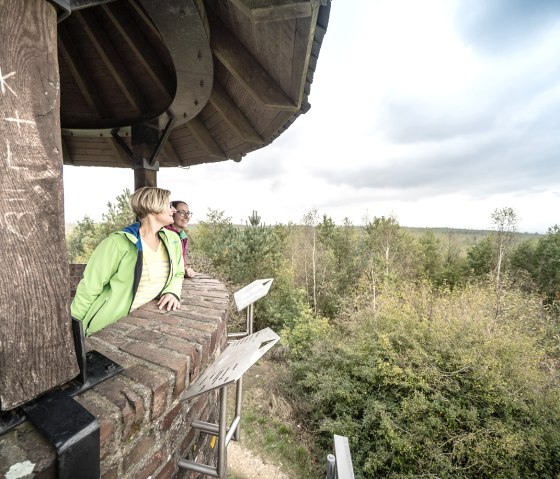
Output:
[
  {"xmin": 66, "ymin": 216, "xmax": 98, "ymax": 263},
  {"xmin": 466, "ymin": 236, "xmax": 494, "ymax": 277},
  {"xmin": 510, "ymin": 225, "xmax": 560, "ymax": 302},
  {"xmin": 288, "ymin": 282, "xmax": 560, "ymax": 479},
  {"xmin": 66, "ymin": 189, "xmax": 134, "ymax": 263}
]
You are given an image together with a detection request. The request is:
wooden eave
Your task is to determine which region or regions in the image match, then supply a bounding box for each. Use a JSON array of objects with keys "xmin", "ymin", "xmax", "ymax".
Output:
[{"xmin": 59, "ymin": 0, "xmax": 331, "ymax": 168}]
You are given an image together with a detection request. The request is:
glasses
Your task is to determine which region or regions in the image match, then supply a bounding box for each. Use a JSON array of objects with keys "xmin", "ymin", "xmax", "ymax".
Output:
[{"xmin": 175, "ymin": 211, "xmax": 193, "ymax": 219}]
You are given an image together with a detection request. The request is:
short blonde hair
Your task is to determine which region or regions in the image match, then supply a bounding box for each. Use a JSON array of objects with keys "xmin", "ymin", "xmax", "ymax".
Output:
[{"xmin": 129, "ymin": 187, "xmax": 171, "ymax": 219}]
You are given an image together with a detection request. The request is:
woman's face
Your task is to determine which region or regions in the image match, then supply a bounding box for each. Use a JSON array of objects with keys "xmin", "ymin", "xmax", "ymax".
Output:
[
  {"xmin": 153, "ymin": 198, "xmax": 176, "ymax": 226},
  {"xmin": 172, "ymin": 202, "xmax": 191, "ymax": 230}
]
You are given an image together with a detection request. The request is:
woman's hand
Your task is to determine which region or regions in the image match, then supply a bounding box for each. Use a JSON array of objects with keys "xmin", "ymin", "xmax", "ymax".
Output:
[
  {"xmin": 157, "ymin": 293, "xmax": 181, "ymax": 311},
  {"xmin": 185, "ymin": 267, "xmax": 196, "ymax": 278}
]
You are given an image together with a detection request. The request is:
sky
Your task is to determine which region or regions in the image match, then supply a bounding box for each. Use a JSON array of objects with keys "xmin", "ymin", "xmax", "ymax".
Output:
[{"xmin": 63, "ymin": 0, "xmax": 560, "ymax": 233}]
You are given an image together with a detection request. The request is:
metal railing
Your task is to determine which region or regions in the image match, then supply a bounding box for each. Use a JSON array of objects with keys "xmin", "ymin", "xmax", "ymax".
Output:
[{"xmin": 326, "ymin": 434, "xmax": 355, "ymax": 479}]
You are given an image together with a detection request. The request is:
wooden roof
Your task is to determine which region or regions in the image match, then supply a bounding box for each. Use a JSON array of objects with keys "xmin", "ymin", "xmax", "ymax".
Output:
[{"xmin": 58, "ymin": 0, "xmax": 331, "ymax": 168}]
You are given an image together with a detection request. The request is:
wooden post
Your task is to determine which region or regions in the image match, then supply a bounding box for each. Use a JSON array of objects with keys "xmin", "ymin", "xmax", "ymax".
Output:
[
  {"xmin": 0, "ymin": 0, "xmax": 79, "ymax": 410},
  {"xmin": 132, "ymin": 121, "xmax": 159, "ymax": 189}
]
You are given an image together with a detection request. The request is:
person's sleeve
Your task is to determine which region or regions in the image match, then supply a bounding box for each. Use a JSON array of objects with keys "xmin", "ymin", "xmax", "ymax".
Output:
[{"xmin": 70, "ymin": 236, "xmax": 122, "ymax": 321}]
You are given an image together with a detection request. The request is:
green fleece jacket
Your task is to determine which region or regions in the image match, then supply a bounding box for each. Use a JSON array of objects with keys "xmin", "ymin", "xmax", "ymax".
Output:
[{"xmin": 71, "ymin": 223, "xmax": 184, "ymax": 335}]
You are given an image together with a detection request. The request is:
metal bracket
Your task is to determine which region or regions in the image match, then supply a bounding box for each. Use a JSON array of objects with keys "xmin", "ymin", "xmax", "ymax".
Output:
[
  {"xmin": 47, "ymin": 0, "xmax": 117, "ymax": 23},
  {"xmin": 22, "ymin": 389, "xmax": 100, "ymax": 479},
  {"xmin": 0, "ymin": 319, "xmax": 122, "ymax": 435},
  {"xmin": 178, "ymin": 328, "xmax": 280, "ymax": 478}
]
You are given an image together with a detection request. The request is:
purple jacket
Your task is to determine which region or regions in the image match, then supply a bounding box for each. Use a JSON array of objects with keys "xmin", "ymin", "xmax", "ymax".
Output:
[{"xmin": 164, "ymin": 225, "xmax": 188, "ymax": 270}]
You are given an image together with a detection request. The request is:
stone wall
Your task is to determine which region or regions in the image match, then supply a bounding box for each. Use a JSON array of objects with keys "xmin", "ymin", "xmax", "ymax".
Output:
[{"xmin": 0, "ymin": 274, "xmax": 229, "ymax": 479}]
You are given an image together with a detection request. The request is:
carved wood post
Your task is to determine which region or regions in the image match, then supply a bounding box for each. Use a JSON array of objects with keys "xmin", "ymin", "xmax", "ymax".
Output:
[{"xmin": 0, "ymin": 0, "xmax": 79, "ymax": 410}]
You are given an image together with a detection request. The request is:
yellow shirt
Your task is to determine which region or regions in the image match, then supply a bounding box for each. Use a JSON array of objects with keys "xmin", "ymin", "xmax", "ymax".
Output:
[{"xmin": 130, "ymin": 241, "xmax": 170, "ymax": 311}]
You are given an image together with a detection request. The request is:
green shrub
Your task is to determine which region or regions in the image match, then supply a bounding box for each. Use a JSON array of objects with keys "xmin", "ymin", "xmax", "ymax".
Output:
[{"xmin": 288, "ymin": 282, "xmax": 560, "ymax": 478}]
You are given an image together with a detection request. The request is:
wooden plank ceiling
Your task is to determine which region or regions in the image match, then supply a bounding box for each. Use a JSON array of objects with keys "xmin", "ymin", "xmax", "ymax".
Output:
[{"xmin": 59, "ymin": 0, "xmax": 331, "ymax": 168}]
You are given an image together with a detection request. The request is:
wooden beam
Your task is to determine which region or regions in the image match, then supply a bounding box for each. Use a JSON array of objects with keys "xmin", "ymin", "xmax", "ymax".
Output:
[
  {"xmin": 210, "ymin": 82, "xmax": 264, "ymax": 145},
  {"xmin": 127, "ymin": 0, "xmax": 164, "ymax": 41},
  {"xmin": 229, "ymin": 0, "xmax": 313, "ymax": 23},
  {"xmin": 58, "ymin": 24, "xmax": 111, "ymax": 120},
  {"xmin": 291, "ymin": 3, "xmax": 320, "ymax": 109},
  {"xmin": 162, "ymin": 141, "xmax": 183, "ymax": 166},
  {"xmin": 74, "ymin": 10, "xmax": 145, "ymax": 114},
  {"xmin": 209, "ymin": 14, "xmax": 297, "ymax": 111},
  {"xmin": 186, "ymin": 117, "xmax": 227, "ymax": 159},
  {"xmin": 106, "ymin": 137, "xmax": 133, "ymax": 167},
  {"xmin": 100, "ymin": 4, "xmax": 173, "ymax": 101},
  {"xmin": 0, "ymin": 0, "xmax": 78, "ymax": 409},
  {"xmin": 61, "ymin": 136, "xmax": 73, "ymax": 164}
]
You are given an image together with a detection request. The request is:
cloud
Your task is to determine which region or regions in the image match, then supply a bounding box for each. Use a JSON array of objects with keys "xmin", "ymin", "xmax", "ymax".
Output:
[{"xmin": 454, "ymin": 0, "xmax": 560, "ymax": 55}]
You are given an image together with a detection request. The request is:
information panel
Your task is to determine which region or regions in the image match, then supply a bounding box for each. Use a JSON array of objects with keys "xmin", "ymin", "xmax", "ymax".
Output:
[
  {"xmin": 181, "ymin": 328, "xmax": 280, "ymax": 400},
  {"xmin": 233, "ymin": 279, "xmax": 274, "ymax": 311}
]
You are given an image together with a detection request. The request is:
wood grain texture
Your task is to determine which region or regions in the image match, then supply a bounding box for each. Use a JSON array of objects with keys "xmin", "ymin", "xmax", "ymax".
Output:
[{"xmin": 0, "ymin": 0, "xmax": 78, "ymax": 410}]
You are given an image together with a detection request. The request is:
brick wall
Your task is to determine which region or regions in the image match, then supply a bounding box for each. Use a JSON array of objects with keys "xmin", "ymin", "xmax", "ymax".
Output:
[{"xmin": 0, "ymin": 274, "xmax": 229, "ymax": 479}]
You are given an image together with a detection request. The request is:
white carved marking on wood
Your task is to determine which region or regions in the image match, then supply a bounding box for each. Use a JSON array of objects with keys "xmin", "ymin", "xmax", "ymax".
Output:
[
  {"xmin": 0, "ymin": 66, "xmax": 17, "ymax": 97},
  {"xmin": 2, "ymin": 140, "xmax": 53, "ymax": 179},
  {"xmin": 4, "ymin": 188, "xmax": 26, "ymax": 202},
  {"xmin": 4, "ymin": 110, "xmax": 36, "ymax": 133},
  {"xmin": 3, "ymin": 212, "xmax": 36, "ymax": 239}
]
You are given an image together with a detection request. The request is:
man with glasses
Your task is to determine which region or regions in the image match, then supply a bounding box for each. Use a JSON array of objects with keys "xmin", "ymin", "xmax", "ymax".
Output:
[{"xmin": 166, "ymin": 200, "xmax": 196, "ymax": 278}]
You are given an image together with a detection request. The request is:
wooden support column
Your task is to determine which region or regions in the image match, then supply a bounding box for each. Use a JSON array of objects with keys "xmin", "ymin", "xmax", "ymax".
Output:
[
  {"xmin": 132, "ymin": 121, "xmax": 159, "ymax": 189},
  {"xmin": 0, "ymin": 0, "xmax": 79, "ymax": 409}
]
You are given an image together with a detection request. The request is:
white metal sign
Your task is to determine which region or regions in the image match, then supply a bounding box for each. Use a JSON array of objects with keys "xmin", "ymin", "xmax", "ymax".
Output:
[
  {"xmin": 233, "ymin": 278, "xmax": 274, "ymax": 311},
  {"xmin": 181, "ymin": 328, "xmax": 280, "ymax": 400}
]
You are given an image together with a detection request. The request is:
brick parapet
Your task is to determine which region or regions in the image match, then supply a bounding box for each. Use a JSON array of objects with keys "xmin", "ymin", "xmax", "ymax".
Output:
[{"xmin": 0, "ymin": 274, "xmax": 229, "ymax": 479}]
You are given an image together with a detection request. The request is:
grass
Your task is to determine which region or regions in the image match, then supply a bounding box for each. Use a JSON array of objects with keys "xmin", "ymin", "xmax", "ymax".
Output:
[{"xmin": 225, "ymin": 359, "xmax": 323, "ymax": 478}]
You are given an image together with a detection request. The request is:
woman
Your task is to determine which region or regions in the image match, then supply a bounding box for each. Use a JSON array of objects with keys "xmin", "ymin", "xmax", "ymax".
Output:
[
  {"xmin": 71, "ymin": 187, "xmax": 185, "ymax": 336},
  {"xmin": 165, "ymin": 200, "xmax": 196, "ymax": 278}
]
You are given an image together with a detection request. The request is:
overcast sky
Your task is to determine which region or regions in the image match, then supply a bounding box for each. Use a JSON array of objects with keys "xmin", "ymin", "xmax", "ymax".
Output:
[{"xmin": 63, "ymin": 0, "xmax": 560, "ymax": 233}]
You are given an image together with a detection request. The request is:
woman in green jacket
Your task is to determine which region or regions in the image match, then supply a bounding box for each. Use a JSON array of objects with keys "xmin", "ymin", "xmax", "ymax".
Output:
[{"xmin": 71, "ymin": 187, "xmax": 185, "ymax": 336}]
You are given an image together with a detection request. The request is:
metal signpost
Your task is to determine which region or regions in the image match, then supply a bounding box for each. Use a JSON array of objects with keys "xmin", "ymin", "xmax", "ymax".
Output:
[
  {"xmin": 228, "ymin": 278, "xmax": 274, "ymax": 341},
  {"xmin": 326, "ymin": 434, "xmax": 355, "ymax": 479},
  {"xmin": 178, "ymin": 328, "xmax": 280, "ymax": 478}
]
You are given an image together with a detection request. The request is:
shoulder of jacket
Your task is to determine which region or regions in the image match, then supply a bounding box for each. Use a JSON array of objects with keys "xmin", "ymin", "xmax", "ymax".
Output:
[
  {"xmin": 110, "ymin": 231, "xmax": 138, "ymax": 249},
  {"xmin": 160, "ymin": 228, "xmax": 182, "ymax": 247}
]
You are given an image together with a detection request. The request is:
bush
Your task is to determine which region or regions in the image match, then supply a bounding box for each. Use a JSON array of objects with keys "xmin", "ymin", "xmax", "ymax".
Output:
[{"xmin": 288, "ymin": 282, "xmax": 560, "ymax": 478}]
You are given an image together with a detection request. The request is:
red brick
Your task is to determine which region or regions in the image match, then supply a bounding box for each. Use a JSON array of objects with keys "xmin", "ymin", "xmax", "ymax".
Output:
[
  {"xmin": 123, "ymin": 365, "xmax": 171, "ymax": 420},
  {"xmin": 180, "ymin": 427, "xmax": 199, "ymax": 457},
  {"xmin": 161, "ymin": 340, "xmax": 201, "ymax": 381},
  {"xmin": 157, "ymin": 402, "xmax": 183, "ymax": 432},
  {"xmin": 157, "ymin": 323, "xmax": 210, "ymax": 352},
  {"xmin": 155, "ymin": 459, "xmax": 177, "ymax": 479},
  {"xmin": 172, "ymin": 314, "xmax": 217, "ymax": 332},
  {"xmin": 90, "ymin": 329, "xmax": 131, "ymax": 348},
  {"xmin": 119, "ymin": 315, "xmax": 154, "ymax": 328},
  {"xmin": 127, "ymin": 328, "xmax": 168, "ymax": 344},
  {"xmin": 94, "ymin": 377, "xmax": 144, "ymax": 440},
  {"xmin": 123, "ymin": 434, "xmax": 156, "ymax": 472},
  {"xmin": 75, "ymin": 396, "xmax": 116, "ymax": 460},
  {"xmin": 86, "ymin": 339, "xmax": 138, "ymax": 368},
  {"xmin": 101, "ymin": 466, "xmax": 119, "ymax": 479},
  {"xmin": 136, "ymin": 447, "xmax": 168, "ymax": 479},
  {"xmin": 120, "ymin": 342, "xmax": 189, "ymax": 397}
]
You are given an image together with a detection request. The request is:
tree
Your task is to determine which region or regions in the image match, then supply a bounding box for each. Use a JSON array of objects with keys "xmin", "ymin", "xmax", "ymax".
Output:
[
  {"xmin": 491, "ymin": 207, "xmax": 518, "ymax": 286},
  {"xmin": 67, "ymin": 216, "xmax": 97, "ymax": 263},
  {"xmin": 534, "ymin": 225, "xmax": 560, "ymax": 301},
  {"xmin": 466, "ymin": 236, "xmax": 494, "ymax": 278},
  {"xmin": 98, "ymin": 188, "xmax": 134, "ymax": 237},
  {"xmin": 418, "ymin": 231, "xmax": 443, "ymax": 283}
]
